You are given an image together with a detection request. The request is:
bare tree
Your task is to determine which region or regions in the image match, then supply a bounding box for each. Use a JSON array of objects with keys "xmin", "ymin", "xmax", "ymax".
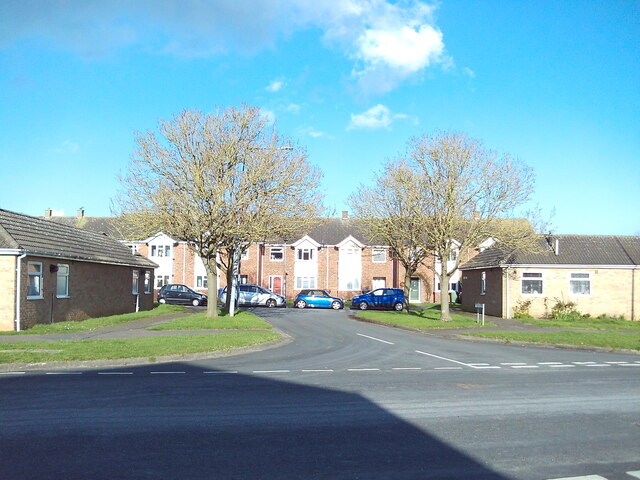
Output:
[
  {"xmin": 351, "ymin": 131, "xmax": 540, "ymax": 321},
  {"xmin": 116, "ymin": 105, "xmax": 323, "ymax": 317}
]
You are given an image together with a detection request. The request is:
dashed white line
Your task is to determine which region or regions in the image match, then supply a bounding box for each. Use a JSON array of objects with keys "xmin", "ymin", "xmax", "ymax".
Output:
[
  {"xmin": 572, "ymin": 362, "xmax": 596, "ymax": 365},
  {"xmin": 511, "ymin": 365, "xmax": 539, "ymax": 369},
  {"xmin": 0, "ymin": 371, "xmax": 25, "ymax": 375},
  {"xmin": 356, "ymin": 333, "xmax": 394, "ymax": 345},
  {"xmin": 347, "ymin": 368, "xmax": 380, "ymax": 372},
  {"xmin": 626, "ymin": 470, "xmax": 640, "ymax": 479},
  {"xmin": 98, "ymin": 372, "xmax": 133, "ymax": 375},
  {"xmin": 546, "ymin": 475, "xmax": 607, "ymax": 480},
  {"xmin": 415, "ymin": 350, "xmax": 472, "ymax": 368},
  {"xmin": 538, "ymin": 362, "xmax": 563, "ymax": 365},
  {"xmin": 301, "ymin": 369, "xmax": 334, "ymax": 373},
  {"xmin": 501, "ymin": 362, "xmax": 527, "ymax": 366},
  {"xmin": 150, "ymin": 371, "xmax": 186, "ymax": 375},
  {"xmin": 45, "ymin": 372, "xmax": 82, "ymax": 375},
  {"xmin": 472, "ymin": 366, "xmax": 502, "ymax": 369},
  {"xmin": 434, "ymin": 367, "xmax": 463, "ymax": 370},
  {"xmin": 620, "ymin": 363, "xmax": 640, "ymax": 367},
  {"xmin": 585, "ymin": 364, "xmax": 611, "ymax": 367},
  {"xmin": 550, "ymin": 364, "xmax": 576, "ymax": 368},
  {"xmin": 252, "ymin": 370, "xmax": 291, "ymax": 374},
  {"xmin": 392, "ymin": 367, "xmax": 422, "ymax": 371},
  {"xmin": 203, "ymin": 371, "xmax": 238, "ymax": 375}
]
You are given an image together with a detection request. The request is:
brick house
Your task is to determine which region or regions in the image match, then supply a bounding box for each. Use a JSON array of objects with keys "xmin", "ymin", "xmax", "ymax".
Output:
[
  {"xmin": 459, "ymin": 235, "xmax": 640, "ymax": 320},
  {"xmin": 1, "ymin": 209, "xmax": 157, "ymax": 331}
]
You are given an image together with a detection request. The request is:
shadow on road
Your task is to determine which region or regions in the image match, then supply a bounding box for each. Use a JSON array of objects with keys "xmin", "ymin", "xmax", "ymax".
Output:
[{"xmin": 0, "ymin": 364, "xmax": 510, "ymax": 479}]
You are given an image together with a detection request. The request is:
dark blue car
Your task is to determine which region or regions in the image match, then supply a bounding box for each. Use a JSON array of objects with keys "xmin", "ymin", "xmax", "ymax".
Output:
[
  {"xmin": 351, "ymin": 288, "xmax": 405, "ymax": 311},
  {"xmin": 294, "ymin": 289, "xmax": 344, "ymax": 310}
]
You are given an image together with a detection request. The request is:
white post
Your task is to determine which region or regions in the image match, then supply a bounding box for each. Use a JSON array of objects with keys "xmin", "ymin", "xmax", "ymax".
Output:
[{"xmin": 229, "ymin": 247, "xmax": 240, "ymax": 317}]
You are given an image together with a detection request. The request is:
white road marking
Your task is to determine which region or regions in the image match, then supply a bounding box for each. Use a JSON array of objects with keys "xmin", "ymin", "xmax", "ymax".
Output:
[
  {"xmin": 546, "ymin": 475, "xmax": 607, "ymax": 480},
  {"xmin": 501, "ymin": 362, "xmax": 527, "ymax": 366},
  {"xmin": 98, "ymin": 372, "xmax": 133, "ymax": 375},
  {"xmin": 586, "ymin": 364, "xmax": 611, "ymax": 367},
  {"xmin": 468, "ymin": 363, "xmax": 491, "ymax": 366},
  {"xmin": 252, "ymin": 370, "xmax": 291, "ymax": 374},
  {"xmin": 538, "ymin": 362, "xmax": 563, "ymax": 365},
  {"xmin": 511, "ymin": 365, "xmax": 539, "ymax": 369},
  {"xmin": 620, "ymin": 364, "xmax": 640, "ymax": 367},
  {"xmin": 347, "ymin": 368, "xmax": 380, "ymax": 372},
  {"xmin": 626, "ymin": 471, "xmax": 640, "ymax": 479},
  {"xmin": 0, "ymin": 371, "xmax": 25, "ymax": 375},
  {"xmin": 150, "ymin": 371, "xmax": 186, "ymax": 375},
  {"xmin": 572, "ymin": 362, "xmax": 596, "ymax": 365},
  {"xmin": 472, "ymin": 366, "xmax": 502, "ymax": 369},
  {"xmin": 301, "ymin": 369, "xmax": 334, "ymax": 373},
  {"xmin": 356, "ymin": 333, "xmax": 394, "ymax": 345},
  {"xmin": 45, "ymin": 372, "xmax": 82, "ymax": 375},
  {"xmin": 605, "ymin": 361, "xmax": 627, "ymax": 364},
  {"xmin": 203, "ymin": 371, "xmax": 238, "ymax": 375},
  {"xmin": 549, "ymin": 365, "xmax": 576, "ymax": 368},
  {"xmin": 415, "ymin": 350, "xmax": 473, "ymax": 368},
  {"xmin": 434, "ymin": 367, "xmax": 463, "ymax": 370},
  {"xmin": 392, "ymin": 367, "xmax": 422, "ymax": 370}
]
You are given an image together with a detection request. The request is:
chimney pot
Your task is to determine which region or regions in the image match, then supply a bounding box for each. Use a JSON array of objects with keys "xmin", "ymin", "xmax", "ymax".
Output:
[
  {"xmin": 45, "ymin": 209, "xmax": 52, "ymax": 217},
  {"xmin": 342, "ymin": 210, "xmax": 348, "ymax": 219},
  {"xmin": 77, "ymin": 208, "xmax": 84, "ymax": 218}
]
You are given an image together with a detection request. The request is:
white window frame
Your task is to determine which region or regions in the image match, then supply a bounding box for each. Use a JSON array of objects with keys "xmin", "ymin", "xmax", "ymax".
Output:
[
  {"xmin": 27, "ymin": 261, "xmax": 43, "ymax": 299},
  {"xmin": 521, "ymin": 271, "xmax": 543, "ymax": 296},
  {"xmin": 297, "ymin": 248, "xmax": 313, "ymax": 261},
  {"xmin": 372, "ymin": 249, "xmax": 386, "ymax": 263},
  {"xmin": 569, "ymin": 272, "xmax": 591, "ymax": 297},
  {"xmin": 296, "ymin": 276, "xmax": 316, "ymax": 289},
  {"xmin": 150, "ymin": 245, "xmax": 157, "ymax": 257},
  {"xmin": 196, "ymin": 275, "xmax": 208, "ymax": 288},
  {"xmin": 132, "ymin": 270, "xmax": 139, "ymax": 295},
  {"xmin": 270, "ymin": 247, "xmax": 284, "ymax": 262},
  {"xmin": 144, "ymin": 271, "xmax": 151, "ymax": 294},
  {"xmin": 56, "ymin": 264, "xmax": 70, "ymax": 298}
]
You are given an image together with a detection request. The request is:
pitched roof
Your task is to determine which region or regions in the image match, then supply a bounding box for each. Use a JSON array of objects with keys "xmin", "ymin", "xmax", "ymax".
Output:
[
  {"xmin": 1, "ymin": 209, "xmax": 157, "ymax": 268},
  {"xmin": 460, "ymin": 235, "xmax": 640, "ymax": 270}
]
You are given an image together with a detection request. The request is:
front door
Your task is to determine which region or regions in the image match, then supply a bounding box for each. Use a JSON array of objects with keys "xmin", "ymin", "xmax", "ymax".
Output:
[
  {"xmin": 270, "ymin": 276, "xmax": 283, "ymax": 295},
  {"xmin": 409, "ymin": 277, "xmax": 420, "ymax": 303}
]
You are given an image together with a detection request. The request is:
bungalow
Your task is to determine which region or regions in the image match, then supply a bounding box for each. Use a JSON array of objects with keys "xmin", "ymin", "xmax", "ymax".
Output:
[
  {"xmin": 459, "ymin": 235, "xmax": 640, "ymax": 321},
  {"xmin": 0, "ymin": 209, "xmax": 157, "ymax": 331}
]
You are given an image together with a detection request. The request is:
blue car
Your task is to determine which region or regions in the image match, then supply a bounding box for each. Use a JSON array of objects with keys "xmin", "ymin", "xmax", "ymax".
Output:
[
  {"xmin": 351, "ymin": 288, "xmax": 405, "ymax": 311},
  {"xmin": 294, "ymin": 289, "xmax": 344, "ymax": 310}
]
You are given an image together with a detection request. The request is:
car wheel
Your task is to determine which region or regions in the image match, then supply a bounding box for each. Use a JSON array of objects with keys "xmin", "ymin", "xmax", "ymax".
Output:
[
  {"xmin": 393, "ymin": 301, "xmax": 404, "ymax": 311},
  {"xmin": 359, "ymin": 302, "xmax": 368, "ymax": 311},
  {"xmin": 192, "ymin": 299, "xmax": 200, "ymax": 307},
  {"xmin": 158, "ymin": 298, "xmax": 166, "ymax": 304},
  {"xmin": 296, "ymin": 300, "xmax": 306, "ymax": 309},
  {"xmin": 331, "ymin": 301, "xmax": 342, "ymax": 310},
  {"xmin": 266, "ymin": 299, "xmax": 276, "ymax": 308}
]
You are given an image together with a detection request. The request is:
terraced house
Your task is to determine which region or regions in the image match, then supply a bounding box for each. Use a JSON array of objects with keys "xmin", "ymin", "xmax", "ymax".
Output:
[
  {"xmin": 0, "ymin": 209, "xmax": 157, "ymax": 331},
  {"xmin": 47, "ymin": 210, "xmax": 460, "ymax": 303}
]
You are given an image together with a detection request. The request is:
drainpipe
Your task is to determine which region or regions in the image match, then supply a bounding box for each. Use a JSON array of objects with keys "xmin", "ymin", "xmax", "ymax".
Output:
[
  {"xmin": 505, "ymin": 266, "xmax": 510, "ymax": 319},
  {"xmin": 15, "ymin": 252, "xmax": 26, "ymax": 332}
]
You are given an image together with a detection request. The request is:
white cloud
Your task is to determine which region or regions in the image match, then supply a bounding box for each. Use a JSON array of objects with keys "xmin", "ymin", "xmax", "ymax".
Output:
[
  {"xmin": 54, "ymin": 140, "xmax": 80, "ymax": 153},
  {"xmin": 463, "ymin": 67, "xmax": 476, "ymax": 78},
  {"xmin": 260, "ymin": 108, "xmax": 276, "ymax": 124},
  {"xmin": 348, "ymin": 104, "xmax": 416, "ymax": 130},
  {"xmin": 286, "ymin": 103, "xmax": 301, "ymax": 114},
  {"xmin": 266, "ymin": 79, "xmax": 285, "ymax": 92},
  {"xmin": 0, "ymin": 0, "xmax": 449, "ymax": 91}
]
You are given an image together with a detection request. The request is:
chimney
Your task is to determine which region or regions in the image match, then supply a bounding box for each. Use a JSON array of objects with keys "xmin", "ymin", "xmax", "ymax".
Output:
[
  {"xmin": 342, "ymin": 210, "xmax": 348, "ymax": 219},
  {"xmin": 45, "ymin": 209, "xmax": 52, "ymax": 217},
  {"xmin": 77, "ymin": 208, "xmax": 85, "ymax": 218},
  {"xmin": 554, "ymin": 239, "xmax": 560, "ymax": 256}
]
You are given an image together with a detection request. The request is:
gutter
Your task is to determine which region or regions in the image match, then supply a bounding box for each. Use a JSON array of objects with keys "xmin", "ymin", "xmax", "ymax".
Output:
[{"xmin": 14, "ymin": 250, "xmax": 26, "ymax": 332}]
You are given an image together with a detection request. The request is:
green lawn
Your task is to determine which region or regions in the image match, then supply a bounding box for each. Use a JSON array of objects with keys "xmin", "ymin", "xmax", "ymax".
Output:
[
  {"xmin": 355, "ymin": 306, "xmax": 495, "ymax": 330},
  {"xmin": 0, "ymin": 332, "xmax": 281, "ymax": 364},
  {"xmin": 466, "ymin": 330, "xmax": 640, "ymax": 351},
  {"xmin": 1, "ymin": 304, "xmax": 187, "ymax": 335},
  {"xmin": 149, "ymin": 310, "xmax": 272, "ymax": 331},
  {"xmin": 518, "ymin": 316, "xmax": 640, "ymax": 331}
]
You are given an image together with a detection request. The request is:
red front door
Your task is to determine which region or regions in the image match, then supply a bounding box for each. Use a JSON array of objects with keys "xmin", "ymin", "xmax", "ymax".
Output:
[{"xmin": 270, "ymin": 276, "xmax": 282, "ymax": 295}]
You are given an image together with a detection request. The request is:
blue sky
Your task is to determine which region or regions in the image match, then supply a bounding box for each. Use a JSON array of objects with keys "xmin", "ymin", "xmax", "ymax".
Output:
[{"xmin": 1, "ymin": 0, "xmax": 638, "ymax": 235}]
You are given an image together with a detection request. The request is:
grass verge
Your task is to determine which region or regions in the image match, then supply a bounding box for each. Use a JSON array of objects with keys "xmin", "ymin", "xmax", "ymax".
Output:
[
  {"xmin": 1, "ymin": 304, "xmax": 187, "ymax": 335},
  {"xmin": 355, "ymin": 307, "xmax": 495, "ymax": 330},
  {"xmin": 465, "ymin": 331, "xmax": 640, "ymax": 351},
  {"xmin": 518, "ymin": 316, "xmax": 640, "ymax": 331},
  {"xmin": 149, "ymin": 310, "xmax": 272, "ymax": 331},
  {"xmin": 0, "ymin": 332, "xmax": 280, "ymax": 364}
]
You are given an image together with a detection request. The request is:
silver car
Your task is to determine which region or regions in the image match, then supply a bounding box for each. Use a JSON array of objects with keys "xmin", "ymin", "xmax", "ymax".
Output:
[{"xmin": 219, "ymin": 284, "xmax": 286, "ymax": 308}]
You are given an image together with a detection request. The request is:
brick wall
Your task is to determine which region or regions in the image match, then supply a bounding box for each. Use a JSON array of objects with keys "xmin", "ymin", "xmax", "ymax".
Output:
[
  {"xmin": 16, "ymin": 256, "xmax": 155, "ymax": 331},
  {"xmin": 460, "ymin": 268, "xmax": 504, "ymax": 317},
  {"xmin": 0, "ymin": 256, "xmax": 16, "ymax": 331}
]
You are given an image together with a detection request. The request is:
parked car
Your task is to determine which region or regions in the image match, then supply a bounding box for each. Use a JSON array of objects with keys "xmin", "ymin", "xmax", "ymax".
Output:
[
  {"xmin": 158, "ymin": 284, "xmax": 207, "ymax": 307},
  {"xmin": 219, "ymin": 284, "xmax": 285, "ymax": 308},
  {"xmin": 294, "ymin": 289, "xmax": 344, "ymax": 310},
  {"xmin": 351, "ymin": 288, "xmax": 405, "ymax": 311}
]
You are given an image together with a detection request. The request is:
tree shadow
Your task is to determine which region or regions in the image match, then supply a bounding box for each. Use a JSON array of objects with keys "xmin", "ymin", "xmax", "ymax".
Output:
[{"xmin": 0, "ymin": 364, "xmax": 511, "ymax": 480}]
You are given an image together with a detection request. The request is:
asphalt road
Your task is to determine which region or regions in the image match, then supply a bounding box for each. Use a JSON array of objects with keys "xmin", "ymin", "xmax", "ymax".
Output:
[{"xmin": 1, "ymin": 308, "xmax": 639, "ymax": 480}]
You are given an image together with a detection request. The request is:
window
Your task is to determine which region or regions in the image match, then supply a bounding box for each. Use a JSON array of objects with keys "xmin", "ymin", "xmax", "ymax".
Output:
[
  {"xmin": 151, "ymin": 245, "xmax": 170, "ymax": 257},
  {"xmin": 480, "ymin": 271, "xmax": 486, "ymax": 296},
  {"xmin": 27, "ymin": 262, "xmax": 43, "ymax": 298},
  {"xmin": 372, "ymin": 249, "xmax": 386, "ymax": 263},
  {"xmin": 196, "ymin": 276, "xmax": 208, "ymax": 288},
  {"xmin": 240, "ymin": 249, "xmax": 249, "ymax": 261},
  {"xmin": 151, "ymin": 245, "xmax": 156, "ymax": 257},
  {"xmin": 270, "ymin": 247, "xmax": 283, "ymax": 262},
  {"xmin": 296, "ymin": 277, "xmax": 316, "ymax": 289},
  {"xmin": 570, "ymin": 272, "xmax": 591, "ymax": 296},
  {"xmin": 521, "ymin": 272, "xmax": 543, "ymax": 295},
  {"xmin": 56, "ymin": 264, "xmax": 69, "ymax": 297},
  {"xmin": 297, "ymin": 248, "xmax": 313, "ymax": 261},
  {"xmin": 239, "ymin": 275, "xmax": 248, "ymax": 284},
  {"xmin": 128, "ymin": 244, "xmax": 139, "ymax": 254},
  {"xmin": 156, "ymin": 275, "xmax": 170, "ymax": 288},
  {"xmin": 144, "ymin": 271, "xmax": 151, "ymax": 294},
  {"xmin": 132, "ymin": 270, "xmax": 139, "ymax": 294},
  {"xmin": 372, "ymin": 277, "xmax": 386, "ymax": 289}
]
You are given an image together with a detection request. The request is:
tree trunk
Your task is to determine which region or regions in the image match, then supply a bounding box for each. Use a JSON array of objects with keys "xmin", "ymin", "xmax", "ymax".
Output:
[
  {"xmin": 204, "ymin": 259, "xmax": 218, "ymax": 318},
  {"xmin": 403, "ymin": 270, "xmax": 413, "ymax": 313},
  {"xmin": 439, "ymin": 268, "xmax": 452, "ymax": 322}
]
